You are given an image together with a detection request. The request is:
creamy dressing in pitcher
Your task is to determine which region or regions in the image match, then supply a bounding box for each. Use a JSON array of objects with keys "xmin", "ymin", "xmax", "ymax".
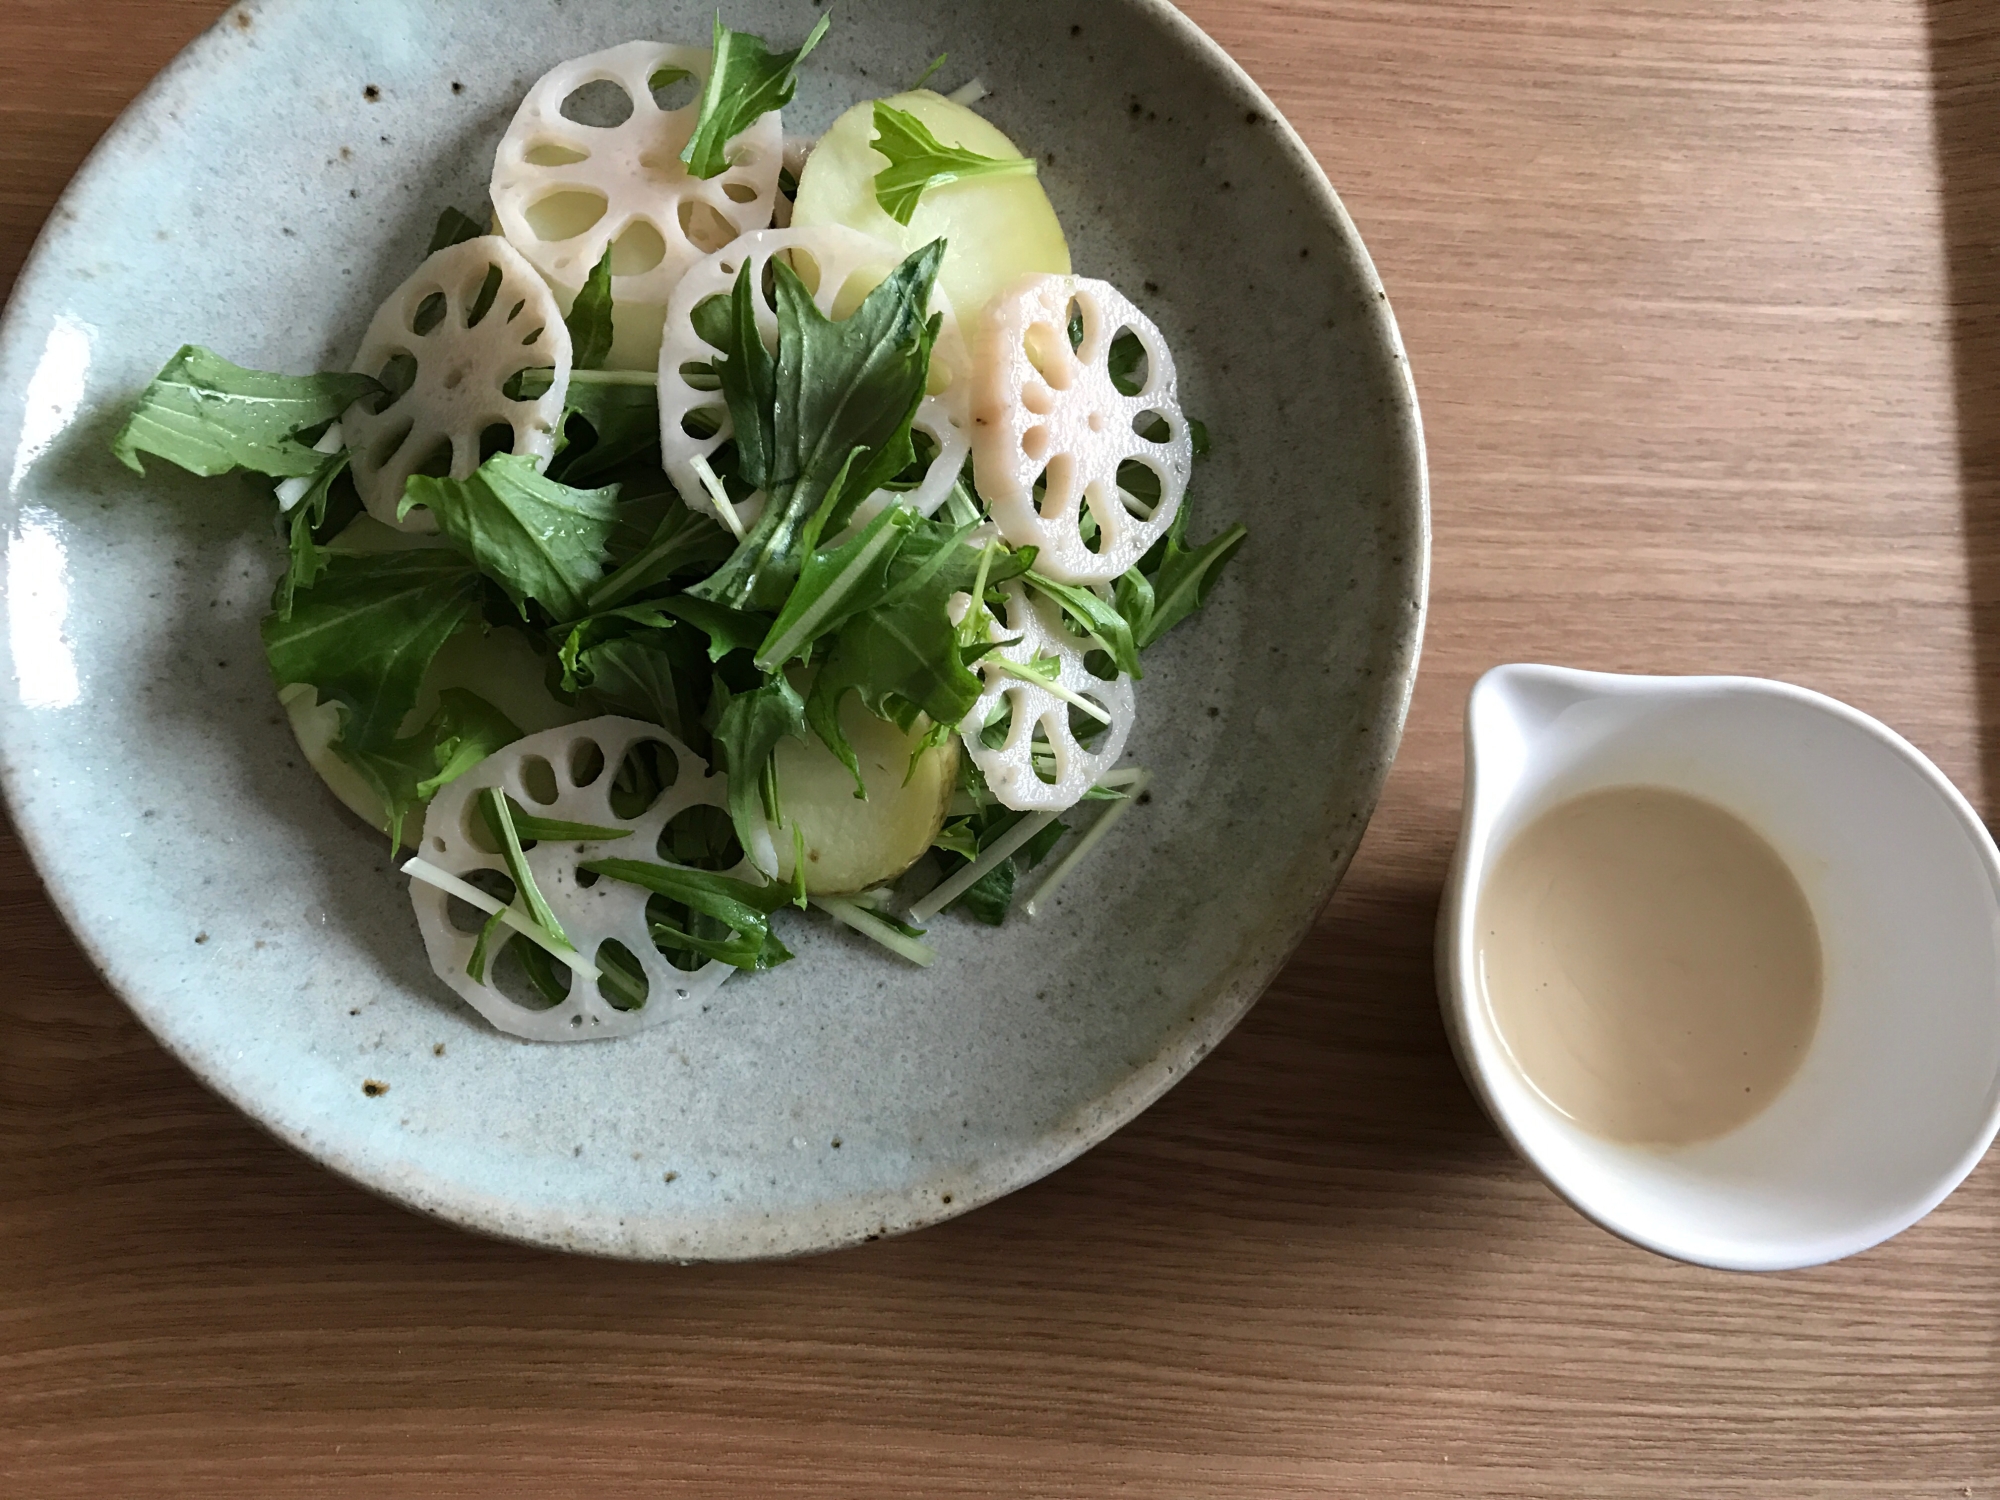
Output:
[{"xmin": 1477, "ymin": 786, "xmax": 1823, "ymax": 1146}]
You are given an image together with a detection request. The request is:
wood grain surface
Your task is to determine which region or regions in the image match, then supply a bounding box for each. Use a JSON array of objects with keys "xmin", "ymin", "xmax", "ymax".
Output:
[{"xmin": 3, "ymin": 1, "xmax": 1997, "ymax": 1494}]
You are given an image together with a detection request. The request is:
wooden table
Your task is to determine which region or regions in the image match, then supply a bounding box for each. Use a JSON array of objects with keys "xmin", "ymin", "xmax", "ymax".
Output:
[{"xmin": 4, "ymin": 2, "xmax": 1996, "ymax": 1494}]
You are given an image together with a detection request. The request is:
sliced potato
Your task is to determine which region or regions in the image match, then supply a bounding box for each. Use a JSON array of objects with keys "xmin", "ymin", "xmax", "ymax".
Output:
[
  {"xmin": 279, "ymin": 516, "xmax": 587, "ymax": 844},
  {"xmin": 281, "ymin": 683, "xmax": 387, "ymax": 834},
  {"xmin": 769, "ymin": 694, "xmax": 958, "ymax": 895},
  {"xmin": 791, "ymin": 89, "xmax": 1070, "ymax": 325}
]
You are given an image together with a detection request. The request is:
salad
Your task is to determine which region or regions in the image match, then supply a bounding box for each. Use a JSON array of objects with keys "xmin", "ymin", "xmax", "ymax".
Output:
[{"xmin": 111, "ymin": 18, "xmax": 1247, "ymax": 1042}]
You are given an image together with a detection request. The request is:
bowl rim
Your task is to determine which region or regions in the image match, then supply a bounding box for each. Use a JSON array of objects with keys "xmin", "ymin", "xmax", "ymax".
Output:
[
  {"xmin": 1436, "ymin": 662, "xmax": 2000, "ymax": 1272},
  {"xmin": 0, "ymin": 0, "xmax": 1431, "ymax": 1258}
]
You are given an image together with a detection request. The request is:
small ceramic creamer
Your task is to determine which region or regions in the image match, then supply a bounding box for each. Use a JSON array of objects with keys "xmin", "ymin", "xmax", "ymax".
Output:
[{"xmin": 1436, "ymin": 664, "xmax": 2000, "ymax": 1270}]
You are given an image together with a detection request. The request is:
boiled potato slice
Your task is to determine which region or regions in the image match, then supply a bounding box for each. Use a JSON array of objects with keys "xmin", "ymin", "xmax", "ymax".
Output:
[
  {"xmin": 791, "ymin": 89, "xmax": 1070, "ymax": 325},
  {"xmin": 769, "ymin": 694, "xmax": 959, "ymax": 895},
  {"xmin": 280, "ymin": 516, "xmax": 586, "ymax": 844}
]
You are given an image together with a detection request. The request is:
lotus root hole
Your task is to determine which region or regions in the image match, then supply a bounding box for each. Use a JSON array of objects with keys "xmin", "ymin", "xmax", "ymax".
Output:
[
  {"xmin": 1078, "ymin": 504, "xmax": 1108, "ymax": 554},
  {"xmin": 650, "ymin": 70, "xmax": 699, "ymax": 112},
  {"xmin": 518, "ymin": 756, "xmax": 561, "ymax": 806},
  {"xmin": 447, "ymin": 870, "xmax": 515, "ymax": 933},
  {"xmin": 786, "ymin": 248, "xmax": 824, "ymax": 295},
  {"xmin": 1030, "ymin": 726, "xmax": 1060, "ymax": 785},
  {"xmin": 493, "ymin": 941, "xmax": 569, "ymax": 1011},
  {"xmin": 559, "ymin": 80, "xmax": 634, "ymax": 129},
  {"xmin": 372, "ymin": 354, "xmax": 416, "ymax": 412},
  {"xmin": 1023, "ymin": 322, "xmax": 1072, "ymax": 389},
  {"xmin": 608, "ymin": 739, "xmax": 681, "ymax": 820},
  {"xmin": 524, "ymin": 141, "xmax": 589, "ymax": 167},
  {"xmin": 460, "ymin": 798, "xmax": 500, "ymax": 854},
  {"xmin": 678, "ymin": 200, "xmax": 736, "ymax": 254},
  {"xmin": 411, "ymin": 291, "xmax": 448, "ymax": 337},
  {"xmin": 657, "ymin": 802, "xmax": 741, "ymax": 870},
  {"xmin": 1022, "ymin": 382, "xmax": 1053, "ymax": 416},
  {"xmin": 596, "ymin": 940, "xmax": 650, "ymax": 1010},
  {"xmin": 611, "ymin": 220, "xmax": 667, "ymax": 276},
  {"xmin": 1022, "ymin": 426, "xmax": 1051, "ymax": 464},
  {"xmin": 525, "ymin": 189, "xmax": 609, "ymax": 243},
  {"xmin": 569, "ymin": 738, "xmax": 607, "ymax": 788},
  {"xmin": 1115, "ymin": 328, "xmax": 1152, "ymax": 390},
  {"xmin": 463, "ymin": 265, "xmax": 503, "ymax": 328},
  {"xmin": 408, "ymin": 436, "xmax": 454, "ymax": 481},
  {"xmin": 477, "ymin": 423, "xmax": 514, "ymax": 462},
  {"xmin": 723, "ymin": 181, "xmax": 759, "ymax": 204}
]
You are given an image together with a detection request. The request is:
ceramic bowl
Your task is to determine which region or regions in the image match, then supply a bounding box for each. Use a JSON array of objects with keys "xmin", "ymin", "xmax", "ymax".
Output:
[
  {"xmin": 1438, "ymin": 665, "xmax": 2000, "ymax": 1270},
  {"xmin": 0, "ymin": 0, "xmax": 1427, "ymax": 1258}
]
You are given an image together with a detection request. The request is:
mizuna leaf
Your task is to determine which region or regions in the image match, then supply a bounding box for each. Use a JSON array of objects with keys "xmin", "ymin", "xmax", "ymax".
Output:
[
  {"xmin": 870, "ymin": 102, "xmax": 1038, "ymax": 226},
  {"xmin": 680, "ymin": 12, "xmax": 831, "ymax": 179},
  {"xmin": 690, "ymin": 242, "xmax": 944, "ymax": 611},
  {"xmin": 427, "ymin": 206, "xmax": 489, "ymax": 254},
  {"xmin": 403, "ymin": 452, "xmax": 619, "ymax": 624},
  {"xmin": 584, "ymin": 858, "xmax": 797, "ymax": 970},
  {"xmin": 274, "ymin": 448, "xmax": 352, "ymax": 621},
  {"xmin": 713, "ymin": 257, "xmax": 778, "ymax": 489},
  {"xmin": 261, "ymin": 551, "xmax": 490, "ymax": 844},
  {"xmin": 417, "ymin": 689, "xmax": 523, "ymax": 800},
  {"xmin": 804, "ymin": 519, "xmax": 1030, "ymax": 776},
  {"xmin": 755, "ymin": 501, "xmax": 911, "ymax": 669},
  {"xmin": 1132, "ymin": 503, "xmax": 1249, "ymax": 650},
  {"xmin": 1019, "ymin": 572, "xmax": 1142, "ymax": 679},
  {"xmin": 564, "ymin": 244, "xmax": 616, "ymax": 371},
  {"xmin": 711, "ymin": 672, "xmax": 809, "ymax": 866},
  {"xmin": 113, "ymin": 346, "xmax": 377, "ymax": 479},
  {"xmin": 546, "ymin": 377, "xmax": 664, "ymax": 487},
  {"xmin": 262, "ymin": 550, "xmax": 487, "ymax": 752},
  {"xmin": 655, "ymin": 595, "xmax": 774, "ymax": 662}
]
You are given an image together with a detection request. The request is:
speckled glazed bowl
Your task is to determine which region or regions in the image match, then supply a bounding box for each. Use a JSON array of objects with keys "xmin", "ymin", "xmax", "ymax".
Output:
[{"xmin": 0, "ymin": 0, "xmax": 1426, "ymax": 1258}]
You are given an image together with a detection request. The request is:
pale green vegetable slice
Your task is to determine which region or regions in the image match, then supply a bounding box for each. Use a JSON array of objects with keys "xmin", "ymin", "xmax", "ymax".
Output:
[
  {"xmin": 791, "ymin": 89, "xmax": 1069, "ymax": 324},
  {"xmin": 766, "ymin": 693, "xmax": 959, "ymax": 895}
]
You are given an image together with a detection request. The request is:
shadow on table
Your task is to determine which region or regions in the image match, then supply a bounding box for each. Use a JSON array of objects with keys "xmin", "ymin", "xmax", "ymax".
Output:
[{"xmin": 1928, "ymin": 3, "xmax": 2000, "ymax": 810}]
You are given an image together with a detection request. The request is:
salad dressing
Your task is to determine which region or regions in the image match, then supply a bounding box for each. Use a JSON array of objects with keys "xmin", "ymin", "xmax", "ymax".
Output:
[{"xmin": 1476, "ymin": 786, "xmax": 1822, "ymax": 1146}]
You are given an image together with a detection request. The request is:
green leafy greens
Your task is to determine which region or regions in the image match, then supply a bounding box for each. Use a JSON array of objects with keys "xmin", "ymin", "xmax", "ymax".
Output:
[
  {"xmin": 261, "ymin": 551, "xmax": 491, "ymax": 843},
  {"xmin": 710, "ymin": 672, "xmax": 809, "ymax": 865},
  {"xmin": 680, "ymin": 12, "xmax": 831, "ymax": 179},
  {"xmin": 427, "ymin": 206, "xmax": 488, "ymax": 254},
  {"xmin": 805, "ymin": 517, "xmax": 1030, "ymax": 788},
  {"xmin": 1116, "ymin": 498, "xmax": 1250, "ymax": 651},
  {"xmin": 691, "ymin": 241, "xmax": 945, "ymax": 611},
  {"xmin": 583, "ymin": 858, "xmax": 797, "ymax": 970},
  {"xmin": 564, "ymin": 245, "xmax": 617, "ymax": 371},
  {"xmin": 403, "ymin": 452, "xmax": 620, "ymax": 624},
  {"xmin": 932, "ymin": 805, "xmax": 1068, "ymax": 925},
  {"xmin": 113, "ymin": 346, "xmax": 377, "ymax": 479},
  {"xmin": 870, "ymin": 102, "xmax": 1038, "ymax": 226},
  {"xmin": 275, "ymin": 449, "xmax": 353, "ymax": 621}
]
